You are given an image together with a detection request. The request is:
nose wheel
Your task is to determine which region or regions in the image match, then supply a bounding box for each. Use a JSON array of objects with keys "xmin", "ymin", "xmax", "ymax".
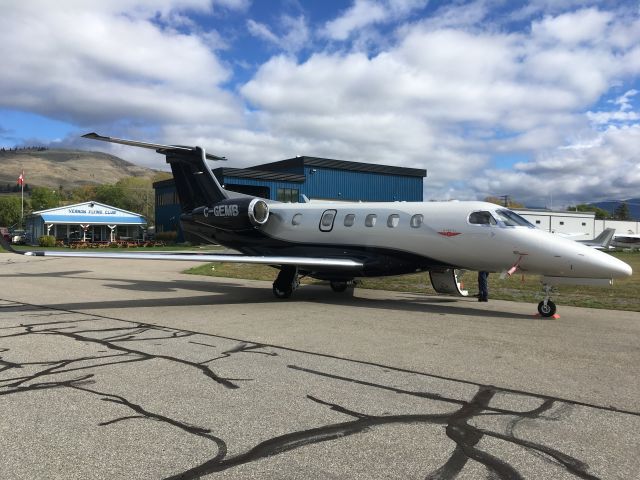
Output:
[
  {"xmin": 537, "ymin": 283, "xmax": 557, "ymax": 318},
  {"xmin": 537, "ymin": 299, "xmax": 557, "ymax": 317}
]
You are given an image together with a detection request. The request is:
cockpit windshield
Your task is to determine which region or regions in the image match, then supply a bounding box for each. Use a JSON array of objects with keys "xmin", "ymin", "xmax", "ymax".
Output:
[{"xmin": 495, "ymin": 209, "xmax": 535, "ymax": 227}]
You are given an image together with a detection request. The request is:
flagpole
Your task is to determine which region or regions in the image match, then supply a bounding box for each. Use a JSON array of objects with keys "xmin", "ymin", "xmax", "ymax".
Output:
[{"xmin": 20, "ymin": 170, "xmax": 24, "ymax": 225}]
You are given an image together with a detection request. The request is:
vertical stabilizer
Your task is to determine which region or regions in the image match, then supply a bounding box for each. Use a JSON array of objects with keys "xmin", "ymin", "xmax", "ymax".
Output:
[{"xmin": 164, "ymin": 147, "xmax": 228, "ymax": 212}]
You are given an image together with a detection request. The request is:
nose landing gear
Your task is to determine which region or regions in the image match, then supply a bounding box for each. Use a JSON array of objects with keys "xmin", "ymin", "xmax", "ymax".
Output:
[{"xmin": 537, "ymin": 283, "xmax": 557, "ymax": 318}]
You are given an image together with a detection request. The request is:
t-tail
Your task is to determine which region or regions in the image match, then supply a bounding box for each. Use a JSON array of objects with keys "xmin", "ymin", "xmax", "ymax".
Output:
[
  {"xmin": 82, "ymin": 132, "xmax": 229, "ymax": 212},
  {"xmin": 82, "ymin": 133, "xmax": 271, "ymax": 244}
]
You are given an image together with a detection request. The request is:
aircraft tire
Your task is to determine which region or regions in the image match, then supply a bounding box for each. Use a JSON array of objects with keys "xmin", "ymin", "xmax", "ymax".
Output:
[
  {"xmin": 329, "ymin": 281, "xmax": 349, "ymax": 293},
  {"xmin": 273, "ymin": 283, "xmax": 292, "ymax": 299},
  {"xmin": 537, "ymin": 300, "xmax": 557, "ymax": 317}
]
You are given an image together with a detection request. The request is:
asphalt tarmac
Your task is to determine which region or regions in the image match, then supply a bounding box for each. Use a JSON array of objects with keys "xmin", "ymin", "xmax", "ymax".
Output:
[{"xmin": 0, "ymin": 253, "xmax": 638, "ymax": 479}]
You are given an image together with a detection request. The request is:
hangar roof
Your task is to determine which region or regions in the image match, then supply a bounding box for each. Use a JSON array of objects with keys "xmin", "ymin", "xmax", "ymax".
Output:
[
  {"xmin": 153, "ymin": 155, "xmax": 426, "ymax": 189},
  {"xmin": 213, "ymin": 167, "xmax": 305, "ymax": 183},
  {"xmin": 253, "ymin": 156, "xmax": 427, "ymax": 178}
]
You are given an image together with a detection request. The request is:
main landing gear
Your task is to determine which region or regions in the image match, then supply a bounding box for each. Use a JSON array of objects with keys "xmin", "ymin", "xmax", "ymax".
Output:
[
  {"xmin": 272, "ymin": 265, "xmax": 299, "ymax": 299},
  {"xmin": 537, "ymin": 283, "xmax": 557, "ymax": 318},
  {"xmin": 272, "ymin": 268, "xmax": 355, "ymax": 299},
  {"xmin": 329, "ymin": 280, "xmax": 350, "ymax": 292}
]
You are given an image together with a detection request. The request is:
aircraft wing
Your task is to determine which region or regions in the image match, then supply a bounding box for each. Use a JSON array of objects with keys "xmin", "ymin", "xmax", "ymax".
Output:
[
  {"xmin": 555, "ymin": 232, "xmax": 589, "ymax": 239},
  {"xmin": 6, "ymin": 246, "xmax": 362, "ymax": 270}
]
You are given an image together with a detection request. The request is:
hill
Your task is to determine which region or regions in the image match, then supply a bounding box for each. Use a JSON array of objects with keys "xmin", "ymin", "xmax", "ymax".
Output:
[
  {"xmin": 591, "ymin": 199, "xmax": 640, "ymax": 221},
  {"xmin": 0, "ymin": 148, "xmax": 158, "ymax": 190}
]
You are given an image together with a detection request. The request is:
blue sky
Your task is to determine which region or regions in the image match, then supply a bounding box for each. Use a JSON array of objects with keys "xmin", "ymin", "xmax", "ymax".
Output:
[{"xmin": 1, "ymin": 0, "xmax": 639, "ymax": 206}]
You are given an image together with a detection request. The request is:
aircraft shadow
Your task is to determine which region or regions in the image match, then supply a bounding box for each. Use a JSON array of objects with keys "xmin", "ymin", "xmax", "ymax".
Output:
[{"xmin": 0, "ymin": 269, "xmax": 535, "ymax": 320}]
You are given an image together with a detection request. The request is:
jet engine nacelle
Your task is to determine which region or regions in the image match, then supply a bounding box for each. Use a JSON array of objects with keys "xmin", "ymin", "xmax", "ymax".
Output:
[{"xmin": 192, "ymin": 198, "xmax": 270, "ymax": 230}]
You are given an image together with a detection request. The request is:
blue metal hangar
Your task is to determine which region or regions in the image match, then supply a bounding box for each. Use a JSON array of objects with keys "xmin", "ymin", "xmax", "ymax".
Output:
[{"xmin": 154, "ymin": 155, "xmax": 426, "ymax": 238}]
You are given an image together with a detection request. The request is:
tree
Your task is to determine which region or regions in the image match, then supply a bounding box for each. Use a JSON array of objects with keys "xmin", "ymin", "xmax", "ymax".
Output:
[
  {"xmin": 30, "ymin": 187, "xmax": 60, "ymax": 211},
  {"xmin": 69, "ymin": 185, "xmax": 98, "ymax": 203},
  {"xmin": 66, "ymin": 177, "xmax": 155, "ymax": 224},
  {"xmin": 569, "ymin": 204, "xmax": 610, "ymax": 220},
  {"xmin": 152, "ymin": 171, "xmax": 173, "ymax": 183},
  {"xmin": 613, "ymin": 202, "xmax": 630, "ymax": 221},
  {"xmin": 484, "ymin": 196, "xmax": 525, "ymax": 208},
  {"xmin": 114, "ymin": 177, "xmax": 154, "ymax": 225},
  {"xmin": 95, "ymin": 183, "xmax": 126, "ymax": 208},
  {"xmin": 0, "ymin": 196, "xmax": 22, "ymax": 227}
]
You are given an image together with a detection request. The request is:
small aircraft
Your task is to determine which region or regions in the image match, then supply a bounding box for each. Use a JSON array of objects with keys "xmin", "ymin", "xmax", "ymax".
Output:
[
  {"xmin": 576, "ymin": 228, "xmax": 616, "ymax": 250},
  {"xmin": 611, "ymin": 232, "xmax": 640, "ymax": 249},
  {"xmin": 2, "ymin": 133, "xmax": 632, "ymax": 317}
]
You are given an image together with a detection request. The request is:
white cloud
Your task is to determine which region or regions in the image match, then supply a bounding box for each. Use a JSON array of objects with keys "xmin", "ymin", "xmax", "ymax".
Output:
[
  {"xmin": 321, "ymin": 0, "xmax": 427, "ymax": 41},
  {"xmin": 322, "ymin": 1, "xmax": 386, "ymax": 41},
  {"xmin": 416, "ymin": 0, "xmax": 489, "ymax": 30},
  {"xmin": 1, "ymin": 1, "xmax": 639, "ymax": 206},
  {"xmin": 615, "ymin": 89, "xmax": 638, "ymax": 111},
  {"xmin": 586, "ymin": 90, "xmax": 640, "ymax": 125},
  {"xmin": 0, "ymin": 1, "xmax": 242, "ymax": 126},
  {"xmin": 247, "ymin": 14, "xmax": 310, "ymax": 54},
  {"xmin": 470, "ymin": 125, "xmax": 640, "ymax": 205},
  {"xmin": 242, "ymin": 6, "xmax": 640, "ymax": 204},
  {"xmin": 531, "ymin": 8, "xmax": 612, "ymax": 46},
  {"xmin": 247, "ymin": 19, "xmax": 281, "ymax": 44}
]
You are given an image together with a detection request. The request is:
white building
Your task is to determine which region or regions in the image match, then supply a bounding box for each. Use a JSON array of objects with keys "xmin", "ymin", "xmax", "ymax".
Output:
[
  {"xmin": 26, "ymin": 201, "xmax": 147, "ymax": 243},
  {"xmin": 515, "ymin": 209, "xmax": 640, "ymax": 239}
]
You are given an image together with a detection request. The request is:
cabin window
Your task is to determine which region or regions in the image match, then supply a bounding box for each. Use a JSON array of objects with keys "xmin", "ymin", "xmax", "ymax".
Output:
[
  {"xmin": 319, "ymin": 209, "xmax": 337, "ymax": 232},
  {"xmin": 581, "ymin": 222, "xmax": 586, "ymax": 226},
  {"xmin": 387, "ymin": 214, "xmax": 400, "ymax": 228},
  {"xmin": 559, "ymin": 221, "xmax": 565, "ymax": 226},
  {"xmin": 410, "ymin": 214, "xmax": 423, "ymax": 228},
  {"xmin": 292, "ymin": 213, "xmax": 302, "ymax": 226},
  {"xmin": 469, "ymin": 211, "xmax": 496, "ymax": 225},
  {"xmin": 365, "ymin": 214, "xmax": 377, "ymax": 227},
  {"xmin": 344, "ymin": 214, "xmax": 355, "ymax": 227},
  {"xmin": 535, "ymin": 220, "xmax": 541, "ymax": 224}
]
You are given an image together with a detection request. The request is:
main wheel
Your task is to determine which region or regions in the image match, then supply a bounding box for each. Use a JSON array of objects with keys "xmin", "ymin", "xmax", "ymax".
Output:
[
  {"xmin": 329, "ymin": 281, "xmax": 349, "ymax": 293},
  {"xmin": 537, "ymin": 300, "xmax": 557, "ymax": 317},
  {"xmin": 273, "ymin": 284, "xmax": 292, "ymax": 299}
]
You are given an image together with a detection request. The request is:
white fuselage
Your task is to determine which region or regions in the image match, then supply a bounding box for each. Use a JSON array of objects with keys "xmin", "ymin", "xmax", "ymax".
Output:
[{"xmin": 261, "ymin": 200, "xmax": 632, "ymax": 279}]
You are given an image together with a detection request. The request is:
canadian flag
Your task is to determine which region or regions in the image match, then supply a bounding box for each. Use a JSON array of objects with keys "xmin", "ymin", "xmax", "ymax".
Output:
[{"xmin": 17, "ymin": 170, "xmax": 24, "ymax": 186}]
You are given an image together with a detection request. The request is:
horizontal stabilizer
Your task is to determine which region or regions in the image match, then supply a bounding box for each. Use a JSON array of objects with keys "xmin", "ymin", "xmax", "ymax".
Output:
[{"xmin": 82, "ymin": 132, "xmax": 226, "ymax": 161}]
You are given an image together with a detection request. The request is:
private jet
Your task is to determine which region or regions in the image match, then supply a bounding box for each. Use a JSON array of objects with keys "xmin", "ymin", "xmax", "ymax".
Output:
[{"xmin": 3, "ymin": 133, "xmax": 632, "ymax": 318}]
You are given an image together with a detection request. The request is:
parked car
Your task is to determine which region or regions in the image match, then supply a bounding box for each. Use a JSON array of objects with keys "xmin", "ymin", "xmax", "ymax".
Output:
[{"xmin": 10, "ymin": 229, "xmax": 27, "ymax": 244}]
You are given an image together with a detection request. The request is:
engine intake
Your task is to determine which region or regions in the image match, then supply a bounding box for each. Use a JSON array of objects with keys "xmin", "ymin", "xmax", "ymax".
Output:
[{"xmin": 191, "ymin": 198, "xmax": 270, "ymax": 231}]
